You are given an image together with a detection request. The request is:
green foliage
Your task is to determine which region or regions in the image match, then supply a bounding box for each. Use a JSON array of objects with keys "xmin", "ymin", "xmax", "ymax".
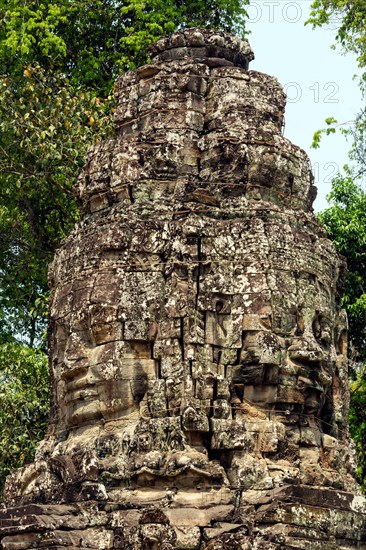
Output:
[
  {"xmin": 307, "ymin": 1, "xmax": 366, "ymax": 165},
  {"xmin": 0, "ymin": 344, "xmax": 49, "ymax": 496},
  {"xmin": 350, "ymin": 371, "xmax": 366, "ymax": 489},
  {"xmin": 318, "ymin": 176, "xmax": 366, "ymax": 489},
  {"xmin": 1, "ymin": 0, "xmax": 249, "ymax": 93},
  {"xmin": 308, "ymin": 1, "xmax": 366, "ymax": 492},
  {"xmin": 346, "ymin": 109, "xmax": 366, "ymax": 179},
  {"xmin": 311, "ymin": 117, "xmax": 338, "ymax": 148},
  {"xmin": 307, "ymin": 1, "xmax": 366, "ymax": 79},
  {"xmin": 0, "ymin": 65, "xmax": 113, "ymax": 347},
  {"xmin": 318, "ymin": 176, "xmax": 366, "ymax": 358}
]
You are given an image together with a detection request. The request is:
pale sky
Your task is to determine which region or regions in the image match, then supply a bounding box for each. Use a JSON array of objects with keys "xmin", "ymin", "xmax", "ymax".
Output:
[{"xmin": 246, "ymin": 0, "xmax": 362, "ymax": 211}]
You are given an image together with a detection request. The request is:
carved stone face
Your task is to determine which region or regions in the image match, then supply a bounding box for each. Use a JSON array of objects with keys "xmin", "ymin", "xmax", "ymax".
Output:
[
  {"xmin": 232, "ymin": 272, "xmax": 339, "ymax": 419},
  {"xmin": 52, "ymin": 282, "xmax": 157, "ymax": 429},
  {"xmin": 46, "ymin": 33, "xmax": 346, "ymax": 454},
  {"xmin": 51, "ymin": 215, "xmax": 346, "ymax": 442}
]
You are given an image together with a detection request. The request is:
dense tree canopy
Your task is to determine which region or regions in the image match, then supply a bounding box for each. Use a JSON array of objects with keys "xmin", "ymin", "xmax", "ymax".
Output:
[
  {"xmin": 0, "ymin": 344, "xmax": 49, "ymax": 494},
  {"xmin": 318, "ymin": 177, "xmax": 366, "ymax": 488},
  {"xmin": 318, "ymin": 177, "xmax": 366, "ymax": 362},
  {"xmin": 1, "ymin": 0, "xmax": 249, "ymax": 92},
  {"xmin": 0, "ymin": 66, "xmax": 112, "ymax": 346}
]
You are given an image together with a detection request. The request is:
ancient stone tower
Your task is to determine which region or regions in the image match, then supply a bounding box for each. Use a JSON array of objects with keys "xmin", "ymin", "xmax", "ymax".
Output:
[{"xmin": 1, "ymin": 29, "xmax": 366, "ymax": 549}]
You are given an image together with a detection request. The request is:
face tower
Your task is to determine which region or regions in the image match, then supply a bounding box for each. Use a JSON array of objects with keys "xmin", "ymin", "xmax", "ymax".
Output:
[{"xmin": 1, "ymin": 29, "xmax": 366, "ymax": 550}]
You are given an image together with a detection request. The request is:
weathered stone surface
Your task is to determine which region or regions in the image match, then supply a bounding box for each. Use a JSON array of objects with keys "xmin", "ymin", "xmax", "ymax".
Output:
[{"xmin": 1, "ymin": 27, "xmax": 366, "ymax": 549}]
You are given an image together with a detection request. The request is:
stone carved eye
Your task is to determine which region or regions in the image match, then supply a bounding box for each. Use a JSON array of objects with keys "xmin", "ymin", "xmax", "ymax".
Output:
[
  {"xmin": 312, "ymin": 315, "xmax": 332, "ymax": 346},
  {"xmin": 312, "ymin": 317, "xmax": 321, "ymax": 340},
  {"xmin": 288, "ymin": 174, "xmax": 294, "ymax": 191},
  {"xmin": 336, "ymin": 329, "xmax": 347, "ymax": 355},
  {"xmin": 174, "ymin": 263, "xmax": 189, "ymax": 280},
  {"xmin": 295, "ymin": 313, "xmax": 305, "ymax": 336}
]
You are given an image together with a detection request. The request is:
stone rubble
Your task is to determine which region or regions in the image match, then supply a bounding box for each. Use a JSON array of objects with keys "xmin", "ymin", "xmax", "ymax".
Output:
[{"xmin": 1, "ymin": 28, "xmax": 366, "ymax": 549}]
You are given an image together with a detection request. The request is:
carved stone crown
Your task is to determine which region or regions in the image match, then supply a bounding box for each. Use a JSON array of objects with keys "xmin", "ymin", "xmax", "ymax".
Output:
[{"xmin": 149, "ymin": 28, "xmax": 255, "ymax": 68}]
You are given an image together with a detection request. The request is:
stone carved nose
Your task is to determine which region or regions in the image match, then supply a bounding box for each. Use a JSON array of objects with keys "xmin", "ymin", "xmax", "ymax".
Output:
[{"xmin": 298, "ymin": 375, "xmax": 323, "ymax": 393}]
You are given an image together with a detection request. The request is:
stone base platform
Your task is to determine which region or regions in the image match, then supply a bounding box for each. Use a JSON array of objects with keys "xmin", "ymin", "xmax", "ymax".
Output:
[{"xmin": 1, "ymin": 485, "xmax": 366, "ymax": 549}]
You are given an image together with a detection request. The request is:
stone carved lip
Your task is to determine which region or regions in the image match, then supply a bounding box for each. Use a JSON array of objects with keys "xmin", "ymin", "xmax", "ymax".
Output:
[{"xmin": 288, "ymin": 347, "xmax": 325, "ymax": 363}]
